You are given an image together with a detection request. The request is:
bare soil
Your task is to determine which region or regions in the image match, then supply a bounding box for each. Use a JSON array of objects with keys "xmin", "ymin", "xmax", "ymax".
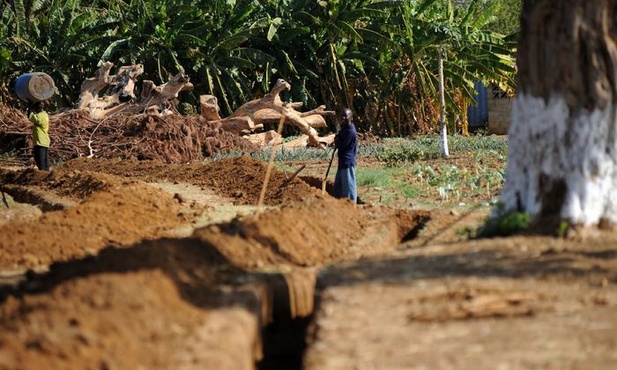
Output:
[{"xmin": 0, "ymin": 135, "xmax": 616, "ymax": 368}]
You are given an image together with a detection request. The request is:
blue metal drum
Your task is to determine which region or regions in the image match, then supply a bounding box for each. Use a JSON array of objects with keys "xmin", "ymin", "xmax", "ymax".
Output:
[{"xmin": 15, "ymin": 72, "xmax": 56, "ymax": 102}]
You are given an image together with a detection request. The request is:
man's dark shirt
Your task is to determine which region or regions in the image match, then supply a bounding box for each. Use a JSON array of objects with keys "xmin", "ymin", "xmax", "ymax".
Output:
[{"xmin": 336, "ymin": 123, "xmax": 357, "ymax": 169}]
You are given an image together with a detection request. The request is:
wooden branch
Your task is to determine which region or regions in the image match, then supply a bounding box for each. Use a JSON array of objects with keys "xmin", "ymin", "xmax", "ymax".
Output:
[
  {"xmin": 77, "ymin": 63, "xmax": 145, "ymax": 113},
  {"xmin": 200, "ymin": 95, "xmax": 222, "ymax": 120},
  {"xmin": 279, "ymin": 104, "xmax": 325, "ymax": 148},
  {"xmin": 1, "ymin": 189, "xmax": 9, "ymax": 208},
  {"xmin": 303, "ymin": 115, "xmax": 328, "ymax": 129},
  {"xmin": 108, "ymin": 64, "xmax": 144, "ymax": 102},
  {"xmin": 230, "ymin": 79, "xmax": 291, "ymax": 119},
  {"xmin": 282, "ymin": 135, "xmax": 309, "ymax": 148},
  {"xmin": 300, "ymin": 105, "xmax": 335, "ymax": 117},
  {"xmin": 258, "ymin": 115, "xmax": 286, "ymax": 208},
  {"xmin": 76, "ymin": 62, "xmax": 193, "ymax": 119},
  {"xmin": 214, "ymin": 116, "xmax": 257, "ymax": 135}
]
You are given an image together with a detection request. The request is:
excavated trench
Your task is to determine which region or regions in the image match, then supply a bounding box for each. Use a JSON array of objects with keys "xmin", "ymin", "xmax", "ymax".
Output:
[
  {"xmin": 257, "ymin": 271, "xmax": 316, "ymax": 370},
  {"xmin": 1, "ymin": 184, "xmax": 76, "ymax": 212},
  {"xmin": 259, "ymin": 313, "xmax": 313, "ymax": 369},
  {"xmin": 0, "ymin": 166, "xmax": 429, "ymax": 369}
]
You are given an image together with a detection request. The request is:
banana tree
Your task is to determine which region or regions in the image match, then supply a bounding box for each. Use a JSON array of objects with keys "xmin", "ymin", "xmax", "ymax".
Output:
[
  {"xmin": 391, "ymin": 0, "xmax": 516, "ymax": 136},
  {"xmin": 0, "ymin": 4, "xmax": 14, "ymax": 100},
  {"xmin": 257, "ymin": 0, "xmax": 394, "ymax": 126},
  {"xmin": 94, "ymin": 0, "xmax": 273, "ymax": 115},
  {"xmin": 1, "ymin": 0, "xmax": 115, "ymax": 105}
]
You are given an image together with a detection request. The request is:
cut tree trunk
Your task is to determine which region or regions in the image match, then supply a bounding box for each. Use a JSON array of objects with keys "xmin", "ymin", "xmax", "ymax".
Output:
[
  {"xmin": 200, "ymin": 96, "xmax": 262, "ymax": 135},
  {"xmin": 76, "ymin": 65, "xmax": 331, "ymax": 149},
  {"xmin": 76, "ymin": 61, "xmax": 116, "ymax": 110},
  {"xmin": 77, "ymin": 63, "xmax": 193, "ymax": 119},
  {"xmin": 498, "ymin": 0, "xmax": 617, "ymax": 228},
  {"xmin": 200, "ymin": 79, "xmax": 334, "ymax": 147},
  {"xmin": 245, "ymin": 130, "xmax": 282, "ymax": 146}
]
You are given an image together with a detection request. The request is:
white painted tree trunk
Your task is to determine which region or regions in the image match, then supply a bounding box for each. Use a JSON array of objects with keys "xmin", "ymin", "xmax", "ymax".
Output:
[
  {"xmin": 438, "ymin": 48, "xmax": 449, "ymax": 158},
  {"xmin": 498, "ymin": 0, "xmax": 617, "ymax": 227},
  {"xmin": 499, "ymin": 95, "xmax": 617, "ymax": 226}
]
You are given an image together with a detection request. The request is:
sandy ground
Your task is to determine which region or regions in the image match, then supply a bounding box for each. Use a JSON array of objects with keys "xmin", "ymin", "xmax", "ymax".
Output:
[{"xmin": 0, "ymin": 154, "xmax": 616, "ymax": 370}]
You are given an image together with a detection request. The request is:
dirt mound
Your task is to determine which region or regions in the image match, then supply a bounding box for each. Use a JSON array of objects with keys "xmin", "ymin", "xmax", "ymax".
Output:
[
  {"xmin": 1, "ymin": 154, "xmax": 426, "ymax": 272},
  {"xmin": 0, "ymin": 167, "xmax": 115, "ymax": 200},
  {"xmin": 194, "ymin": 196, "xmax": 429, "ymax": 269},
  {"xmin": 0, "ymin": 167, "xmax": 188, "ymax": 270},
  {"xmin": 61, "ymin": 155, "xmax": 322, "ymax": 205},
  {"xmin": 0, "ymin": 195, "xmax": 428, "ymax": 369},
  {"xmin": 0, "ymin": 239, "xmax": 263, "ymax": 370}
]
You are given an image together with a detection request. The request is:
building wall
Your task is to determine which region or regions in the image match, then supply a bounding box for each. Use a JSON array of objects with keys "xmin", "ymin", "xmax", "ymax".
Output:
[{"xmin": 488, "ymin": 85, "xmax": 512, "ymax": 135}]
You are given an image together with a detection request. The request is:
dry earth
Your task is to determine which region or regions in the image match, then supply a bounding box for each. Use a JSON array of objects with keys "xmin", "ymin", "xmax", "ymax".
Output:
[{"xmin": 0, "ymin": 151, "xmax": 616, "ymax": 370}]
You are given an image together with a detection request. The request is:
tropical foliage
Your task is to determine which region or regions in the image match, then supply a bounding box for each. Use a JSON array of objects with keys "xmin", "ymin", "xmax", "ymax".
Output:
[{"xmin": 0, "ymin": 0, "xmax": 519, "ymax": 135}]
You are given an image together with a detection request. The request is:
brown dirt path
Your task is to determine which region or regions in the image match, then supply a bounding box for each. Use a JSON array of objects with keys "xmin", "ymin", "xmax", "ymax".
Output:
[{"xmin": 306, "ymin": 234, "xmax": 617, "ymax": 369}]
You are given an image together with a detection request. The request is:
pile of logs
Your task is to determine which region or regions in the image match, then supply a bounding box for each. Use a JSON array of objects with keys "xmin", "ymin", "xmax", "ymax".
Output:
[
  {"xmin": 199, "ymin": 79, "xmax": 334, "ymax": 148},
  {"xmin": 1, "ymin": 62, "xmax": 337, "ymax": 165},
  {"xmin": 77, "ymin": 63, "xmax": 335, "ymax": 149}
]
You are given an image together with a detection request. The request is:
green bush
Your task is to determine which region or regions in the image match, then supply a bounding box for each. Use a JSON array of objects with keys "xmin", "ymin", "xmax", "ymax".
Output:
[
  {"xmin": 375, "ymin": 135, "xmax": 508, "ymax": 167},
  {"xmin": 376, "ymin": 146, "xmax": 428, "ymax": 167},
  {"xmin": 477, "ymin": 203, "xmax": 531, "ymax": 237}
]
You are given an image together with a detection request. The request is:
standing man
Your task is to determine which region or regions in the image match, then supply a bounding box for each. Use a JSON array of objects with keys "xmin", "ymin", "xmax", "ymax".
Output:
[
  {"xmin": 29, "ymin": 101, "xmax": 50, "ymax": 170},
  {"xmin": 333, "ymin": 108, "xmax": 357, "ymax": 202}
]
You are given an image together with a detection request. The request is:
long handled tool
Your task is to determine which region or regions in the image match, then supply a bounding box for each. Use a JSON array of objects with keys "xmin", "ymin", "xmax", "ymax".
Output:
[
  {"xmin": 258, "ymin": 115, "xmax": 286, "ymax": 210},
  {"xmin": 281, "ymin": 164, "xmax": 306, "ymax": 188},
  {"xmin": 321, "ymin": 147, "xmax": 337, "ymax": 194}
]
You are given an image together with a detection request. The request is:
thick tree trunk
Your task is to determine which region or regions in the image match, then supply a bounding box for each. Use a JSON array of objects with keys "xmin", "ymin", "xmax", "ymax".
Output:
[{"xmin": 499, "ymin": 0, "xmax": 617, "ymax": 227}]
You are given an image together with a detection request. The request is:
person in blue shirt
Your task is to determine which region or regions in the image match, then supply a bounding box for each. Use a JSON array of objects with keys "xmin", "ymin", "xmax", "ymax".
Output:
[{"xmin": 333, "ymin": 108, "xmax": 358, "ymax": 202}]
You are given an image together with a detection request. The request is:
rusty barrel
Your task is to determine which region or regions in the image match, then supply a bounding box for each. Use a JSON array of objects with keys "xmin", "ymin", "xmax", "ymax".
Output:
[{"xmin": 14, "ymin": 72, "xmax": 55, "ymax": 102}]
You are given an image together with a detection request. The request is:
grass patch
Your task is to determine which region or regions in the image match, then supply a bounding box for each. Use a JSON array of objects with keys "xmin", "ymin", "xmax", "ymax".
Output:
[
  {"xmin": 357, "ymin": 167, "xmax": 395, "ymax": 188},
  {"xmin": 357, "ymin": 166, "xmax": 437, "ymax": 206},
  {"xmin": 477, "ymin": 211, "xmax": 531, "ymax": 237},
  {"xmin": 215, "ymin": 144, "xmax": 333, "ymax": 162},
  {"xmin": 212, "ymin": 134, "xmax": 507, "ymax": 210},
  {"xmin": 400, "ymin": 184, "xmax": 423, "ymax": 199},
  {"xmin": 375, "ymin": 135, "xmax": 507, "ymax": 167},
  {"xmin": 356, "ymin": 135, "xmax": 507, "ymax": 208}
]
